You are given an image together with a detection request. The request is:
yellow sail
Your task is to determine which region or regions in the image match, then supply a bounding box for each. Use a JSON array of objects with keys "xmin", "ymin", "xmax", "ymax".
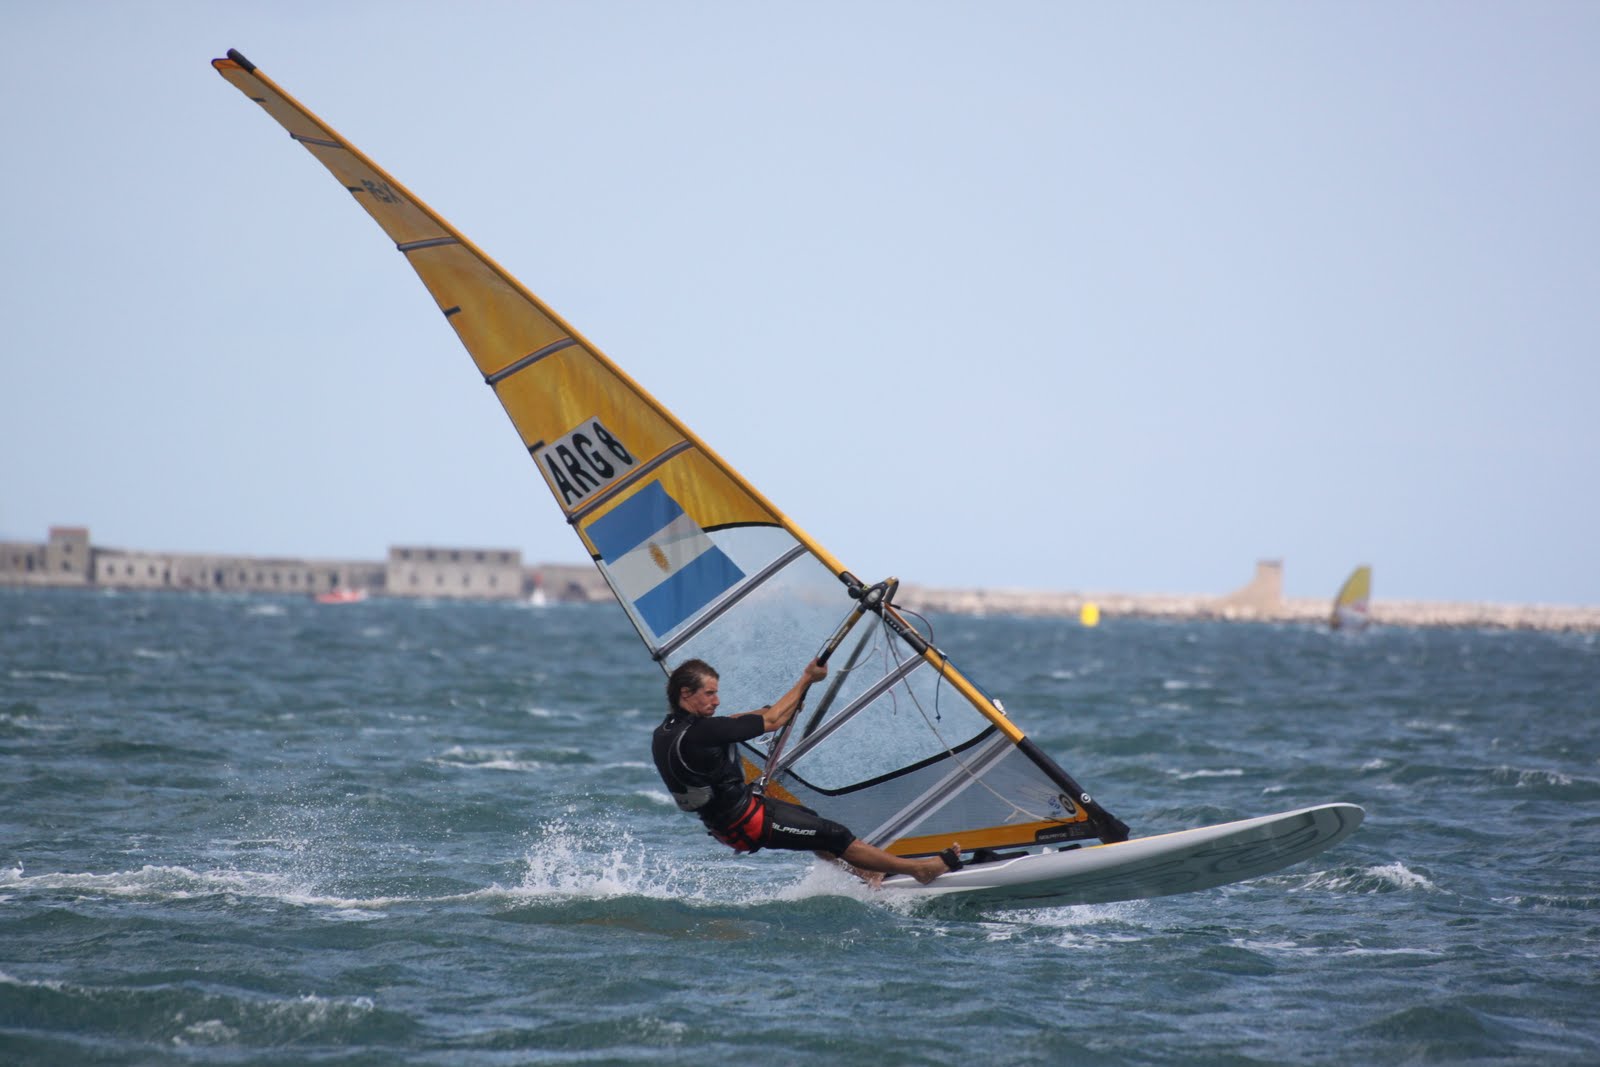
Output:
[
  {"xmin": 213, "ymin": 50, "xmax": 1127, "ymax": 853},
  {"xmin": 211, "ymin": 53, "xmax": 788, "ymax": 565},
  {"xmin": 1331, "ymin": 565, "xmax": 1373, "ymax": 630}
]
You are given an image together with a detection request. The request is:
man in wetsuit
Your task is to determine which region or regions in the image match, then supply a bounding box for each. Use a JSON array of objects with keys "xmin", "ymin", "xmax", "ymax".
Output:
[{"xmin": 651, "ymin": 657, "xmax": 957, "ymax": 885}]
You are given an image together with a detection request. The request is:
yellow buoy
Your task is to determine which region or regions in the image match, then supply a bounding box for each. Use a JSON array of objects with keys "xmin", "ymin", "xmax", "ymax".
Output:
[{"xmin": 1079, "ymin": 601, "xmax": 1101, "ymax": 627}]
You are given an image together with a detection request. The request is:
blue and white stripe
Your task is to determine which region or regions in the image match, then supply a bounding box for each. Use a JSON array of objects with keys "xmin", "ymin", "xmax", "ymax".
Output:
[{"xmin": 584, "ymin": 482, "xmax": 745, "ymax": 636}]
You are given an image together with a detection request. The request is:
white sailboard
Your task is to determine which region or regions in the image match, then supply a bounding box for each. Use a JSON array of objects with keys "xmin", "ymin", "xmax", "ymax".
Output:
[
  {"xmin": 214, "ymin": 50, "xmax": 1362, "ymax": 908},
  {"xmin": 880, "ymin": 803, "xmax": 1363, "ymax": 907}
]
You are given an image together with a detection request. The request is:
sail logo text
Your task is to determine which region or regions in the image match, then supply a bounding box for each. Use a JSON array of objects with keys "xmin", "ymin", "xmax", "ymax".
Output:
[
  {"xmin": 360, "ymin": 178, "xmax": 401, "ymax": 204},
  {"xmin": 538, "ymin": 418, "xmax": 636, "ymax": 507}
]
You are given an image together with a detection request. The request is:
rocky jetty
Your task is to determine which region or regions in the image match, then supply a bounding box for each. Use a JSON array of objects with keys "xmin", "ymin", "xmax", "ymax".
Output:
[{"xmin": 896, "ymin": 584, "xmax": 1600, "ymax": 633}]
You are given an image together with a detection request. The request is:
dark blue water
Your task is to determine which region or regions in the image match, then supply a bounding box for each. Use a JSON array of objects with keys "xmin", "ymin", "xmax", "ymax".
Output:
[{"xmin": 3, "ymin": 587, "xmax": 1597, "ymax": 1064}]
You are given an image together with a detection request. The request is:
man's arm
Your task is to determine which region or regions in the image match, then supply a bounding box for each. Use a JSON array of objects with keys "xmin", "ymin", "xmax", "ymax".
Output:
[{"xmin": 752, "ymin": 659, "xmax": 827, "ymax": 732}]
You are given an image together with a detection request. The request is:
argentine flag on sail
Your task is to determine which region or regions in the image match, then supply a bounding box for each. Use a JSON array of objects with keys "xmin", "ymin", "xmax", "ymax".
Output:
[{"xmin": 584, "ymin": 481, "xmax": 745, "ymax": 636}]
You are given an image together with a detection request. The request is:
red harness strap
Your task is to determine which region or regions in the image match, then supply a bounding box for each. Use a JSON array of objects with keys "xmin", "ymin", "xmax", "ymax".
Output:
[{"xmin": 710, "ymin": 795, "xmax": 767, "ymax": 854}]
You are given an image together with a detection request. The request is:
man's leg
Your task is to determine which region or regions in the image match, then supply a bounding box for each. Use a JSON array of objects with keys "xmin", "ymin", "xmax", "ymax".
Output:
[{"xmin": 827, "ymin": 839, "xmax": 955, "ymax": 885}]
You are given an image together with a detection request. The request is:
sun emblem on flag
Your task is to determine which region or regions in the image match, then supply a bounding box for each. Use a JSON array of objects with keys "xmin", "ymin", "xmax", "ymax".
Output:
[{"xmin": 648, "ymin": 542, "xmax": 670, "ymax": 571}]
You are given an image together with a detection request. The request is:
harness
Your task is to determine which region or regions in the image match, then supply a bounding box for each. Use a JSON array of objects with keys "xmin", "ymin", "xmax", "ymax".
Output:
[{"xmin": 708, "ymin": 794, "xmax": 767, "ymax": 854}]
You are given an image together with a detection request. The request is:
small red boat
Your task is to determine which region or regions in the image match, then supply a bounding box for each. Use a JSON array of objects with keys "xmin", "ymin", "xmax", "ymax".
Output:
[{"xmin": 314, "ymin": 588, "xmax": 369, "ymax": 604}]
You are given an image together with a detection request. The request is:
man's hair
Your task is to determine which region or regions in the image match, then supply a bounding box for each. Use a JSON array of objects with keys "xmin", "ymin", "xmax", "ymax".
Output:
[{"xmin": 667, "ymin": 659, "xmax": 718, "ymax": 713}]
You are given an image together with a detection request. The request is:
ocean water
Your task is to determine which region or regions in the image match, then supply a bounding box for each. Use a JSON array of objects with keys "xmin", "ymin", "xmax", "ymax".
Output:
[{"xmin": 3, "ymin": 587, "xmax": 1598, "ymax": 1065}]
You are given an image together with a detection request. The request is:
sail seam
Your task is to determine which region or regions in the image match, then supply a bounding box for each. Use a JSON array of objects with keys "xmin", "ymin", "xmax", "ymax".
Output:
[
  {"xmin": 485, "ymin": 338, "xmax": 579, "ymax": 386},
  {"xmin": 564, "ymin": 441, "xmax": 693, "ymax": 525},
  {"xmin": 290, "ymin": 133, "xmax": 342, "ymax": 149},
  {"xmin": 652, "ymin": 544, "xmax": 808, "ymax": 661},
  {"xmin": 768, "ymin": 656, "xmax": 925, "ymax": 776},
  {"xmin": 396, "ymin": 236, "xmax": 461, "ymax": 253}
]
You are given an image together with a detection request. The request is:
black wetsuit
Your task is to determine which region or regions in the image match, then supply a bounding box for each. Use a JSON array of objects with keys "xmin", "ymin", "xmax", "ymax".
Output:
[{"xmin": 651, "ymin": 711, "xmax": 854, "ymax": 855}]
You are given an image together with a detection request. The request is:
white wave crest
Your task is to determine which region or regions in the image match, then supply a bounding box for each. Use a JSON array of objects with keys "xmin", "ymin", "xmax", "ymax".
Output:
[
  {"xmin": 1, "ymin": 862, "xmax": 315, "ymax": 902},
  {"xmin": 1300, "ymin": 861, "xmax": 1436, "ymax": 894},
  {"xmin": 0, "ymin": 861, "xmax": 421, "ymax": 915},
  {"xmin": 1501, "ymin": 765, "xmax": 1575, "ymax": 788},
  {"xmin": 1169, "ymin": 767, "xmax": 1245, "ymax": 780},
  {"xmin": 7, "ymin": 669, "xmax": 92, "ymax": 683},
  {"xmin": 429, "ymin": 744, "xmax": 544, "ymax": 772}
]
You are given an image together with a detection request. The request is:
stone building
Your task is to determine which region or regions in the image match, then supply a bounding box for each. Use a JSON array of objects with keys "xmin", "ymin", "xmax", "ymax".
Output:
[
  {"xmin": 384, "ymin": 545, "xmax": 524, "ymax": 600},
  {"xmin": 45, "ymin": 526, "xmax": 92, "ymax": 583},
  {"xmin": 94, "ymin": 550, "xmax": 385, "ymax": 596},
  {"xmin": 1219, "ymin": 559, "xmax": 1284, "ymax": 616},
  {"xmin": 3, "ymin": 525, "xmax": 600, "ymax": 604},
  {"xmin": 0, "ymin": 526, "xmax": 92, "ymax": 586},
  {"xmin": 2, "ymin": 526, "xmax": 382, "ymax": 597},
  {"xmin": 0, "ymin": 537, "xmax": 49, "ymax": 583}
]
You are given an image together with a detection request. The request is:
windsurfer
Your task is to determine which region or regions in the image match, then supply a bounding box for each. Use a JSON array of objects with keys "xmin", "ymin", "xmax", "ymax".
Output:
[{"xmin": 652, "ymin": 658, "xmax": 958, "ymax": 885}]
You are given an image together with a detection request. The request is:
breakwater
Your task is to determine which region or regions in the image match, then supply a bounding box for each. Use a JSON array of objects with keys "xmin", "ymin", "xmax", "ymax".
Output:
[{"xmin": 898, "ymin": 584, "xmax": 1600, "ymax": 633}]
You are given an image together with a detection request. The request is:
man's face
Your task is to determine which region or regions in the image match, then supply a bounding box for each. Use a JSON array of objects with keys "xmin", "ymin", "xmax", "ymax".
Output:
[{"xmin": 680, "ymin": 678, "xmax": 720, "ymax": 718}]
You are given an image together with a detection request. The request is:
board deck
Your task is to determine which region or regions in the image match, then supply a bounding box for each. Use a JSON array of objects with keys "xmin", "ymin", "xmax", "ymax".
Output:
[{"xmin": 879, "ymin": 803, "xmax": 1363, "ymax": 907}]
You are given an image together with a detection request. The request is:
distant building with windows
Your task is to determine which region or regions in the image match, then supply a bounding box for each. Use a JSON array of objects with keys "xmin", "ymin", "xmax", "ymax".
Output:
[
  {"xmin": 386, "ymin": 545, "xmax": 523, "ymax": 600},
  {"xmin": 2, "ymin": 526, "xmax": 92, "ymax": 586},
  {"xmin": 92, "ymin": 549, "xmax": 387, "ymax": 596},
  {"xmin": 0, "ymin": 526, "xmax": 608, "ymax": 602}
]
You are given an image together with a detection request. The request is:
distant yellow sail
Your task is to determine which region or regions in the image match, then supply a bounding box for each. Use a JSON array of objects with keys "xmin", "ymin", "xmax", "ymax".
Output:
[
  {"xmin": 213, "ymin": 49, "xmax": 1128, "ymax": 853},
  {"xmin": 1331, "ymin": 565, "xmax": 1372, "ymax": 629}
]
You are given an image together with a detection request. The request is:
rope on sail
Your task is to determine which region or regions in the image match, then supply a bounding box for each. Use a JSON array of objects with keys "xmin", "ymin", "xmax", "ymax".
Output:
[{"xmin": 873, "ymin": 613, "xmax": 1064, "ymax": 829}]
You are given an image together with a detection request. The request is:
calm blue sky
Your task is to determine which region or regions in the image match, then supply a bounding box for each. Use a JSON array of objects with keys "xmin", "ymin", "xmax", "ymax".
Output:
[{"xmin": 3, "ymin": 3, "xmax": 1596, "ymax": 605}]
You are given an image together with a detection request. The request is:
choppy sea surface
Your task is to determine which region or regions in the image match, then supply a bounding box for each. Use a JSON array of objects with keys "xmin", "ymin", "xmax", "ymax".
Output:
[{"xmin": 3, "ymin": 587, "xmax": 1597, "ymax": 1065}]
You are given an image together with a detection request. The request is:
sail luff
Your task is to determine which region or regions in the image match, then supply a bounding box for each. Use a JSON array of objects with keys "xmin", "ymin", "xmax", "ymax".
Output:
[{"xmin": 210, "ymin": 51, "xmax": 850, "ymax": 588}]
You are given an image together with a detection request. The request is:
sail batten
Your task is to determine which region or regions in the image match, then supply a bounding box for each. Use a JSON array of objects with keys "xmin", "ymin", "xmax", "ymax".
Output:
[
  {"xmin": 398, "ymin": 236, "xmax": 462, "ymax": 253},
  {"xmin": 769, "ymin": 653, "xmax": 927, "ymax": 777},
  {"xmin": 214, "ymin": 48, "xmax": 1128, "ymax": 857},
  {"xmin": 563, "ymin": 442, "xmax": 694, "ymax": 526},
  {"xmin": 486, "ymin": 339, "xmax": 580, "ymax": 385},
  {"xmin": 866, "ymin": 732, "xmax": 1016, "ymax": 846}
]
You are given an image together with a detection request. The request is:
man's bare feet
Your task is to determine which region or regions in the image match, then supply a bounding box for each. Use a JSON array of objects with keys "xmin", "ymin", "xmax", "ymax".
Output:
[{"xmin": 911, "ymin": 843, "xmax": 962, "ymax": 884}]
